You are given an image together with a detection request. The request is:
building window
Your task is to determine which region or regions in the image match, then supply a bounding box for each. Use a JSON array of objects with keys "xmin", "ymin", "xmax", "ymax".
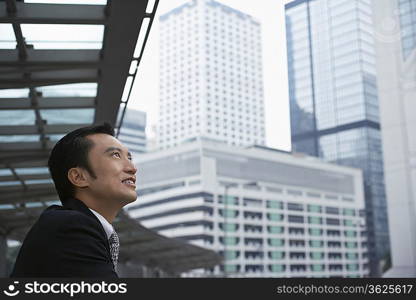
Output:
[
  {"xmin": 288, "ymin": 215, "xmax": 304, "ymax": 223},
  {"xmin": 308, "ymin": 204, "xmax": 322, "ymax": 213},
  {"xmin": 268, "ymin": 238, "xmax": 284, "ymax": 247},
  {"xmin": 308, "ymin": 216, "xmax": 322, "ymax": 224},
  {"xmin": 309, "ymin": 240, "xmax": 324, "ymax": 248}
]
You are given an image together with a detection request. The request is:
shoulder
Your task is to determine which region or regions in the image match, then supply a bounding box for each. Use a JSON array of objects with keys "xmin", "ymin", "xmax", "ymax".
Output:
[{"xmin": 37, "ymin": 205, "xmax": 101, "ymax": 233}]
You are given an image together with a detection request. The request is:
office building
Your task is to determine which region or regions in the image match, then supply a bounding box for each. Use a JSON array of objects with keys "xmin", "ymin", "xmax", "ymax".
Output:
[
  {"xmin": 372, "ymin": 0, "xmax": 416, "ymax": 277},
  {"xmin": 158, "ymin": 0, "xmax": 266, "ymax": 149},
  {"xmin": 118, "ymin": 108, "xmax": 147, "ymax": 155},
  {"xmin": 285, "ymin": 0, "xmax": 389, "ymax": 275},
  {"xmin": 126, "ymin": 138, "xmax": 369, "ymax": 277}
]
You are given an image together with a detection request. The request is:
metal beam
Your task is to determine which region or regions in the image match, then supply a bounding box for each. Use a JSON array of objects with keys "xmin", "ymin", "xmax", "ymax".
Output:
[
  {"xmin": 0, "ymin": 2, "xmax": 108, "ymax": 25},
  {"xmin": 0, "ymin": 49, "xmax": 101, "ymax": 65},
  {"xmin": 29, "ymin": 88, "xmax": 48, "ymax": 149},
  {"xmin": 0, "ymin": 189, "xmax": 59, "ymax": 204},
  {"xmin": 0, "ymin": 97, "xmax": 95, "ymax": 109},
  {"xmin": 0, "ymin": 173, "xmax": 50, "ymax": 182},
  {"xmin": 95, "ymin": 0, "xmax": 149, "ymax": 124},
  {"xmin": 0, "ymin": 123, "xmax": 91, "ymax": 135},
  {"xmin": 0, "ymin": 193, "xmax": 58, "ymax": 205},
  {"xmin": 1, "ymin": 184, "xmax": 54, "ymax": 195},
  {"xmin": 3, "ymin": 69, "xmax": 98, "ymax": 81},
  {"xmin": 113, "ymin": 0, "xmax": 159, "ymax": 133},
  {"xmin": 8, "ymin": 165, "xmax": 27, "ymax": 194},
  {"xmin": 11, "ymin": 23, "xmax": 27, "ymax": 60},
  {"xmin": 5, "ymin": 0, "xmax": 17, "ymax": 13},
  {"xmin": 0, "ymin": 151, "xmax": 49, "ymax": 167},
  {"xmin": 0, "ymin": 140, "xmax": 55, "ymax": 151},
  {"xmin": 0, "ymin": 183, "xmax": 54, "ymax": 193},
  {"xmin": 5, "ymin": 0, "xmax": 28, "ymax": 60}
]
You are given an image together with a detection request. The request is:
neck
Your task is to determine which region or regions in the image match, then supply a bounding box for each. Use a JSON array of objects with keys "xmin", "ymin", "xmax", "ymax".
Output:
[
  {"xmin": 88, "ymin": 204, "xmax": 118, "ymax": 224},
  {"xmin": 75, "ymin": 194, "xmax": 120, "ymax": 224}
]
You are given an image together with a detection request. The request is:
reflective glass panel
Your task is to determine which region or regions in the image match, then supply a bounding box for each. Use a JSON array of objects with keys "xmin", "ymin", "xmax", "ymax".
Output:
[
  {"xmin": 0, "ymin": 135, "xmax": 39, "ymax": 142},
  {"xmin": 40, "ymin": 109, "xmax": 94, "ymax": 124},
  {"xmin": 21, "ymin": 24, "xmax": 104, "ymax": 49},
  {"xmin": 0, "ymin": 24, "xmax": 16, "ymax": 49},
  {"xmin": 38, "ymin": 83, "xmax": 97, "ymax": 97},
  {"xmin": 15, "ymin": 167, "xmax": 49, "ymax": 175},
  {"xmin": 0, "ymin": 89, "xmax": 29, "ymax": 98},
  {"xmin": 0, "ymin": 110, "xmax": 35, "ymax": 125}
]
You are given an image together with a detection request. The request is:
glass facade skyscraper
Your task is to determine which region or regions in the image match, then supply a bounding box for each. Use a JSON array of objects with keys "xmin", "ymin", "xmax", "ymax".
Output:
[
  {"xmin": 285, "ymin": 0, "xmax": 389, "ymax": 276},
  {"xmin": 398, "ymin": 0, "xmax": 416, "ymax": 59}
]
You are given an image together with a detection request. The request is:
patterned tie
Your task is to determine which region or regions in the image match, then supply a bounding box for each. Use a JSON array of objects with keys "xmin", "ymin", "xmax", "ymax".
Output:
[{"xmin": 108, "ymin": 231, "xmax": 119, "ymax": 270}]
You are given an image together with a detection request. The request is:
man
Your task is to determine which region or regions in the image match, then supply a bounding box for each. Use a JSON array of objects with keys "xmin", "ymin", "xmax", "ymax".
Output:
[{"xmin": 10, "ymin": 123, "xmax": 137, "ymax": 278}]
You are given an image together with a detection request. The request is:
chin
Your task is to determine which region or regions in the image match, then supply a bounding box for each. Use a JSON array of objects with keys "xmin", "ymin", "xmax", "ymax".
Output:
[{"xmin": 122, "ymin": 193, "xmax": 137, "ymax": 205}]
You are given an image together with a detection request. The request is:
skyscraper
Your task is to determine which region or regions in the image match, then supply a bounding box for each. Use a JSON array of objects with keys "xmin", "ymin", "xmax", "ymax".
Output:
[
  {"xmin": 285, "ymin": 0, "xmax": 389, "ymax": 276},
  {"xmin": 397, "ymin": 0, "xmax": 416, "ymax": 60},
  {"xmin": 118, "ymin": 108, "xmax": 147, "ymax": 155},
  {"xmin": 372, "ymin": 0, "xmax": 416, "ymax": 277},
  {"xmin": 157, "ymin": 0, "xmax": 266, "ymax": 149}
]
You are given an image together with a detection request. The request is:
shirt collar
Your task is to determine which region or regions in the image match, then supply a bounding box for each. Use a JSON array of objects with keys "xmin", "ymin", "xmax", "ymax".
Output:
[{"xmin": 88, "ymin": 208, "xmax": 114, "ymax": 240}]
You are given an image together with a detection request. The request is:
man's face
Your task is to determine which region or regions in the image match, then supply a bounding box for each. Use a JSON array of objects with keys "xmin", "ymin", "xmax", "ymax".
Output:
[{"xmin": 83, "ymin": 133, "xmax": 137, "ymax": 206}]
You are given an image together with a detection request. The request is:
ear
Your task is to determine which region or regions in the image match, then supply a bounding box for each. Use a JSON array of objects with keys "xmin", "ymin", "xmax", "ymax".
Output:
[{"xmin": 67, "ymin": 167, "xmax": 90, "ymax": 188}]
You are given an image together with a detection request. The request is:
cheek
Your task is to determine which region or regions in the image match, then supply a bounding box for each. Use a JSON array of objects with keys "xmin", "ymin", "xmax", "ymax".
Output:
[{"xmin": 92, "ymin": 168, "xmax": 120, "ymax": 187}]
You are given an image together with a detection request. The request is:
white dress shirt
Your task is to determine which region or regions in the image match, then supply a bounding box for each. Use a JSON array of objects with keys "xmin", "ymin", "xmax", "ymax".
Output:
[{"xmin": 88, "ymin": 208, "xmax": 114, "ymax": 239}]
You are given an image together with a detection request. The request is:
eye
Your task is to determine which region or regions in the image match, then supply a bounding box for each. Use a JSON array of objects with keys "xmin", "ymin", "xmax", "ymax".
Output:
[{"xmin": 112, "ymin": 152, "xmax": 121, "ymax": 158}]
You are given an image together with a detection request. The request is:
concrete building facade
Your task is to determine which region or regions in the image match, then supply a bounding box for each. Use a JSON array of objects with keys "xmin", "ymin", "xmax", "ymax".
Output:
[
  {"xmin": 372, "ymin": 0, "xmax": 416, "ymax": 277},
  {"xmin": 158, "ymin": 0, "xmax": 266, "ymax": 149},
  {"xmin": 126, "ymin": 138, "xmax": 369, "ymax": 277}
]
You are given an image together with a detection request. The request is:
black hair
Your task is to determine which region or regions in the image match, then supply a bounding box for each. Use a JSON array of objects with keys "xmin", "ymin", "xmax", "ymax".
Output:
[{"xmin": 48, "ymin": 123, "xmax": 115, "ymax": 205}]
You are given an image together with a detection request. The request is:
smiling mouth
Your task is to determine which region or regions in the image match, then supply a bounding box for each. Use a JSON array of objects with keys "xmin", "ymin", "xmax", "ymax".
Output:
[{"xmin": 121, "ymin": 179, "xmax": 136, "ymax": 188}]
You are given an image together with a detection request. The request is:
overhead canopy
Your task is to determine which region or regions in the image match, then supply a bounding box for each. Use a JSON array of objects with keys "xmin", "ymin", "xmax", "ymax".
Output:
[
  {"xmin": 0, "ymin": 0, "xmax": 221, "ymax": 274},
  {"xmin": 116, "ymin": 210, "xmax": 221, "ymax": 274},
  {"xmin": 0, "ymin": 0, "xmax": 152, "ymax": 233}
]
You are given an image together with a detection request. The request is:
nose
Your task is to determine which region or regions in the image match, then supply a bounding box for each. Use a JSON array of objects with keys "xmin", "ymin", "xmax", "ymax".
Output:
[{"xmin": 125, "ymin": 159, "xmax": 137, "ymax": 175}]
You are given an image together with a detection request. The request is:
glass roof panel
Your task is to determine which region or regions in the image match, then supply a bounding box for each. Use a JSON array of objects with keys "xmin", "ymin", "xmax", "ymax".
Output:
[
  {"xmin": 15, "ymin": 167, "xmax": 49, "ymax": 175},
  {"xmin": 45, "ymin": 200, "xmax": 61, "ymax": 205},
  {"xmin": 37, "ymin": 83, "xmax": 97, "ymax": 97},
  {"xmin": 0, "ymin": 204, "xmax": 15, "ymax": 210},
  {"xmin": 21, "ymin": 24, "xmax": 104, "ymax": 50},
  {"xmin": 25, "ymin": 179, "xmax": 54, "ymax": 185},
  {"xmin": 25, "ymin": 0, "xmax": 107, "ymax": 4},
  {"xmin": 25, "ymin": 202, "xmax": 44, "ymax": 208},
  {"xmin": 0, "ymin": 135, "xmax": 39, "ymax": 143},
  {"xmin": 115, "ymin": 103, "xmax": 126, "ymax": 129},
  {"xmin": 0, "ymin": 89, "xmax": 30, "ymax": 98},
  {"xmin": 0, "ymin": 169, "xmax": 12, "ymax": 176},
  {"xmin": 40, "ymin": 108, "xmax": 94, "ymax": 124},
  {"xmin": 0, "ymin": 181, "xmax": 21, "ymax": 187},
  {"xmin": 47, "ymin": 134, "xmax": 65, "ymax": 141},
  {"xmin": 146, "ymin": 0, "xmax": 157, "ymax": 13},
  {"xmin": 0, "ymin": 110, "xmax": 35, "ymax": 125},
  {"xmin": 0, "ymin": 24, "xmax": 17, "ymax": 49}
]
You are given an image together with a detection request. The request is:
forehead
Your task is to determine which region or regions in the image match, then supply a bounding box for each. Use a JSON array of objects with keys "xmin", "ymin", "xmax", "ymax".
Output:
[{"xmin": 85, "ymin": 133, "xmax": 128, "ymax": 152}]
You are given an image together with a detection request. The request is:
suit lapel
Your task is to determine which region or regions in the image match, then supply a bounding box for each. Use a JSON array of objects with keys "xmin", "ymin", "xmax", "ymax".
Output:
[{"xmin": 63, "ymin": 198, "xmax": 111, "ymax": 254}]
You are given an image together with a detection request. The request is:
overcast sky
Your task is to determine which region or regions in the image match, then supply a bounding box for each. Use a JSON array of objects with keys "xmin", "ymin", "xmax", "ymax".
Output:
[{"xmin": 129, "ymin": 0, "xmax": 291, "ymax": 151}]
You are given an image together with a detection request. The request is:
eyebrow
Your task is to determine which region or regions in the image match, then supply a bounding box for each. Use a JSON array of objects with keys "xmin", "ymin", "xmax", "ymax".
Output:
[{"xmin": 104, "ymin": 147, "xmax": 132, "ymax": 158}]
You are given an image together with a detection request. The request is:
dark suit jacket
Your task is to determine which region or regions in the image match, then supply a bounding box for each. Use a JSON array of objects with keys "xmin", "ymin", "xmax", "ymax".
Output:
[{"xmin": 10, "ymin": 197, "xmax": 118, "ymax": 278}]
